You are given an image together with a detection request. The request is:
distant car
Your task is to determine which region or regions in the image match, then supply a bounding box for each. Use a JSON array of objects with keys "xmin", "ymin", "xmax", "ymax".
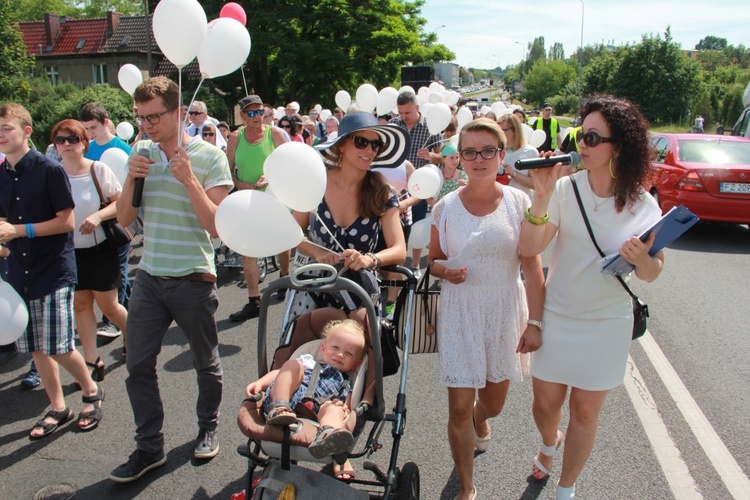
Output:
[{"xmin": 650, "ymin": 134, "xmax": 750, "ymax": 224}]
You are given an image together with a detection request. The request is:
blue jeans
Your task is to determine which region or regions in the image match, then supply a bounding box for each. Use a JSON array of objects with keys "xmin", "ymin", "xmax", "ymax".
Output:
[
  {"xmin": 102, "ymin": 242, "xmax": 131, "ymax": 326},
  {"xmin": 125, "ymin": 270, "xmax": 223, "ymax": 453}
]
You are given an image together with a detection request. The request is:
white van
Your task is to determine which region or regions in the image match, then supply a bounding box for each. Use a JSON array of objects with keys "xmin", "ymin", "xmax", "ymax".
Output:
[{"xmin": 730, "ymin": 82, "xmax": 750, "ymax": 138}]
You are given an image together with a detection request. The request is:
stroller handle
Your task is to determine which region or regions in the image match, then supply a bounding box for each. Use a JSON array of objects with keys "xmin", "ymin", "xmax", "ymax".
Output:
[{"xmin": 289, "ymin": 263, "xmax": 338, "ymax": 287}]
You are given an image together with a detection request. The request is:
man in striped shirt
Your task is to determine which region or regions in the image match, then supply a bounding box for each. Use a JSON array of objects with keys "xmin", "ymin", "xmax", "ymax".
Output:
[{"xmin": 111, "ymin": 77, "xmax": 233, "ymax": 483}]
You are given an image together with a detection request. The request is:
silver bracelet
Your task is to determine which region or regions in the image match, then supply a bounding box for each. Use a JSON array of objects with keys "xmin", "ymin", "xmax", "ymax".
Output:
[{"xmin": 365, "ymin": 252, "xmax": 381, "ymax": 270}]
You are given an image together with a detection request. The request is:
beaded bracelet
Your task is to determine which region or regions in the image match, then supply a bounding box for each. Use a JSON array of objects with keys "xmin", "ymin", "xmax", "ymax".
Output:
[
  {"xmin": 524, "ymin": 209, "xmax": 549, "ymax": 225},
  {"xmin": 25, "ymin": 223, "xmax": 35, "ymax": 239},
  {"xmin": 365, "ymin": 252, "xmax": 381, "ymax": 270}
]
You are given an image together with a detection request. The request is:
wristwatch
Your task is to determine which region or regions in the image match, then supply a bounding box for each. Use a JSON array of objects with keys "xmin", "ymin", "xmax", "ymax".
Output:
[{"xmin": 527, "ymin": 319, "xmax": 544, "ymax": 331}]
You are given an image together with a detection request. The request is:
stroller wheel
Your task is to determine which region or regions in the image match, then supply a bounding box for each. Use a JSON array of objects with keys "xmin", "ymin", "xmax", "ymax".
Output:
[
  {"xmin": 258, "ymin": 257, "xmax": 268, "ymax": 282},
  {"xmin": 397, "ymin": 462, "xmax": 420, "ymax": 499}
]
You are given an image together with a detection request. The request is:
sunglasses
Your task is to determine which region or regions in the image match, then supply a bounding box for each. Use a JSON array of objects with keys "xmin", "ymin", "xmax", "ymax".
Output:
[
  {"xmin": 188, "ymin": 111, "xmax": 204, "ymax": 116},
  {"xmin": 349, "ymin": 135, "xmax": 385, "ymax": 153},
  {"xmin": 202, "ymin": 132, "xmax": 215, "ymax": 137},
  {"xmin": 279, "ymin": 123, "xmax": 292, "ymax": 129},
  {"xmin": 579, "ymin": 131, "xmax": 614, "ymax": 147},
  {"xmin": 53, "ymin": 135, "xmax": 81, "ymax": 145},
  {"xmin": 244, "ymin": 109, "xmax": 263, "ymax": 118},
  {"xmin": 459, "ymin": 147, "xmax": 502, "ymax": 161}
]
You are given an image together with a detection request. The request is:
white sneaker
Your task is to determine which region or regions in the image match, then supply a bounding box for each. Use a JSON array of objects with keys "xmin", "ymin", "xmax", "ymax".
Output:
[{"xmin": 97, "ymin": 324, "xmax": 122, "ymax": 338}]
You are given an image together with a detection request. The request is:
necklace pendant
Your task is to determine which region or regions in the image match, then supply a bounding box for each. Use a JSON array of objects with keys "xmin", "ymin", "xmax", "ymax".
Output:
[{"xmin": 594, "ymin": 206, "xmax": 599, "ymax": 212}]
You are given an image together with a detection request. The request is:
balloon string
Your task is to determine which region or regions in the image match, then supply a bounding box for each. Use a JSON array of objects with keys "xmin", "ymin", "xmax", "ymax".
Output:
[
  {"xmin": 241, "ymin": 63, "xmax": 249, "ymax": 96},
  {"xmin": 422, "ymin": 137, "xmax": 453, "ymax": 150},
  {"xmin": 313, "ymin": 212, "xmax": 346, "ymax": 253},
  {"xmin": 179, "ymin": 75, "xmax": 206, "ymax": 148}
]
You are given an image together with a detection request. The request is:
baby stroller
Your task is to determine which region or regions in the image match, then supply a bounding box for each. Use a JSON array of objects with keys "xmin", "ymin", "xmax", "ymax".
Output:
[{"xmin": 238, "ymin": 263, "xmax": 421, "ymax": 499}]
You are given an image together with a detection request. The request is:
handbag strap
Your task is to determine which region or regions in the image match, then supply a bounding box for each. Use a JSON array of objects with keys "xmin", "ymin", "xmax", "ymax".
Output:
[
  {"xmin": 89, "ymin": 162, "xmax": 109, "ymax": 208},
  {"xmin": 570, "ymin": 175, "xmax": 639, "ymax": 302}
]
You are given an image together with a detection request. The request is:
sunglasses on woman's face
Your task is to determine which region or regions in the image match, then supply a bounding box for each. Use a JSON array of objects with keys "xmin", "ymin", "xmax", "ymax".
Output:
[
  {"xmin": 202, "ymin": 132, "xmax": 215, "ymax": 137},
  {"xmin": 349, "ymin": 135, "xmax": 385, "ymax": 153},
  {"xmin": 579, "ymin": 131, "xmax": 614, "ymax": 147},
  {"xmin": 279, "ymin": 123, "xmax": 292, "ymax": 129},
  {"xmin": 53, "ymin": 135, "xmax": 81, "ymax": 145}
]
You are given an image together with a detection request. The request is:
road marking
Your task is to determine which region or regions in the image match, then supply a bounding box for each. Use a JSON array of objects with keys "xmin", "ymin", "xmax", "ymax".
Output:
[
  {"xmin": 624, "ymin": 355, "xmax": 702, "ymax": 499},
  {"xmin": 639, "ymin": 331, "xmax": 750, "ymax": 499}
]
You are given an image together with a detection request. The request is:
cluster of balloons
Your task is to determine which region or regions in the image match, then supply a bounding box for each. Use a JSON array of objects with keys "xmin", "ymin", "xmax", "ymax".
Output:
[{"xmin": 215, "ymin": 143, "xmax": 327, "ymax": 258}]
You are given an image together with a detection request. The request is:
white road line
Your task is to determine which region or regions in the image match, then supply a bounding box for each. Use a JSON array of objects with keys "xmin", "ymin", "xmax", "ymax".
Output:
[
  {"xmin": 639, "ymin": 331, "xmax": 750, "ymax": 499},
  {"xmin": 625, "ymin": 354, "xmax": 702, "ymax": 499}
]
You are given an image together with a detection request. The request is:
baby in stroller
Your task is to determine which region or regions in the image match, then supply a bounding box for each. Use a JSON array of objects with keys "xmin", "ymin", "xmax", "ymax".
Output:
[{"xmin": 245, "ymin": 319, "xmax": 367, "ymax": 459}]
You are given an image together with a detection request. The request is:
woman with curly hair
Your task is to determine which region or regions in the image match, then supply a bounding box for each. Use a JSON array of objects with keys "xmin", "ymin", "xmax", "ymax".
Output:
[{"xmin": 518, "ymin": 95, "xmax": 664, "ymax": 499}]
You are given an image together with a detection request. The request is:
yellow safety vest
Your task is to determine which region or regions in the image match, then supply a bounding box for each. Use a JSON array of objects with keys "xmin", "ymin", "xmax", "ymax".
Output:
[
  {"xmin": 570, "ymin": 127, "xmax": 582, "ymax": 153},
  {"xmin": 534, "ymin": 117, "xmax": 558, "ymax": 149}
]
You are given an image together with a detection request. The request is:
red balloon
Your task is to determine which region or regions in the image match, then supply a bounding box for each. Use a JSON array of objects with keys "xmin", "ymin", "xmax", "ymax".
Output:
[{"xmin": 220, "ymin": 3, "xmax": 247, "ymax": 26}]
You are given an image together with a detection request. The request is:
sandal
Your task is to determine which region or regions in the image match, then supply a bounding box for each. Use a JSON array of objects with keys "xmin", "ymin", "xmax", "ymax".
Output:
[
  {"xmin": 265, "ymin": 400, "xmax": 297, "ymax": 426},
  {"xmin": 78, "ymin": 383, "xmax": 105, "ymax": 432},
  {"xmin": 333, "ymin": 459, "xmax": 355, "ymax": 481},
  {"xmin": 532, "ymin": 429, "xmax": 564, "ymax": 480},
  {"xmin": 29, "ymin": 407, "xmax": 74, "ymax": 440},
  {"xmin": 74, "ymin": 357, "xmax": 105, "ymax": 390},
  {"xmin": 308, "ymin": 425, "xmax": 354, "ymax": 459}
]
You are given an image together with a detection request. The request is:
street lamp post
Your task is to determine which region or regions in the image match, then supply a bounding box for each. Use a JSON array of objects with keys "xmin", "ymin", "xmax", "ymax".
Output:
[
  {"xmin": 578, "ymin": 0, "xmax": 584, "ymax": 108},
  {"xmin": 435, "ymin": 24, "xmax": 446, "ymax": 36}
]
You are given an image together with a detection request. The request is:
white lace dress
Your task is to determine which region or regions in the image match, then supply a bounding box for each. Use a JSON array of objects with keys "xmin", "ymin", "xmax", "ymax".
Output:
[{"xmin": 432, "ymin": 187, "xmax": 531, "ymax": 388}]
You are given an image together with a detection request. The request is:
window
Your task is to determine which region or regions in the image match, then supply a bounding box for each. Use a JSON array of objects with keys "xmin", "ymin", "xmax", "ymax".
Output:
[
  {"xmin": 44, "ymin": 66, "xmax": 58, "ymax": 85},
  {"xmin": 93, "ymin": 63, "xmax": 107, "ymax": 84},
  {"xmin": 652, "ymin": 137, "xmax": 668, "ymax": 163}
]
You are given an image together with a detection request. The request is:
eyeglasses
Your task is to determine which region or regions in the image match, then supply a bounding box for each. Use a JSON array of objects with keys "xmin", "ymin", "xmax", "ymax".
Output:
[
  {"xmin": 349, "ymin": 135, "xmax": 385, "ymax": 153},
  {"xmin": 244, "ymin": 109, "xmax": 263, "ymax": 118},
  {"xmin": 134, "ymin": 108, "xmax": 176, "ymax": 126},
  {"xmin": 459, "ymin": 147, "xmax": 502, "ymax": 161},
  {"xmin": 188, "ymin": 111, "xmax": 204, "ymax": 116},
  {"xmin": 53, "ymin": 135, "xmax": 81, "ymax": 145},
  {"xmin": 202, "ymin": 132, "xmax": 215, "ymax": 137},
  {"xmin": 279, "ymin": 123, "xmax": 292, "ymax": 129},
  {"xmin": 579, "ymin": 131, "xmax": 614, "ymax": 147}
]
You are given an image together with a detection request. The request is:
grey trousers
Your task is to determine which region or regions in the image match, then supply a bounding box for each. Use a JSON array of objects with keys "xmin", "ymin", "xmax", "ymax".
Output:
[{"xmin": 125, "ymin": 270, "xmax": 223, "ymax": 454}]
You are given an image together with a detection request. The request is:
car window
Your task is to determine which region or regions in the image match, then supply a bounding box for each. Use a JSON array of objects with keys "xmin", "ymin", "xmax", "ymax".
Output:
[
  {"xmin": 678, "ymin": 139, "xmax": 750, "ymax": 165},
  {"xmin": 653, "ymin": 137, "xmax": 668, "ymax": 163}
]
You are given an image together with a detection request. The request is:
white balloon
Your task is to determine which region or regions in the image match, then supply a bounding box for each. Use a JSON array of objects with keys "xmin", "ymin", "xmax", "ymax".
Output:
[
  {"xmin": 99, "ymin": 148, "xmax": 129, "ymax": 185},
  {"xmin": 398, "ymin": 86, "xmax": 415, "ymax": 96},
  {"xmin": 480, "ymin": 105, "xmax": 492, "ymax": 116},
  {"xmin": 456, "ymin": 107, "xmax": 473, "ymax": 130},
  {"xmin": 355, "ymin": 84, "xmax": 378, "ymax": 113},
  {"xmin": 429, "ymin": 82, "xmax": 444, "ymax": 94},
  {"xmin": 116, "ymin": 122, "xmax": 135, "ymax": 141},
  {"xmin": 559, "ymin": 127, "xmax": 571, "ymax": 144},
  {"xmin": 522, "ymin": 124, "xmax": 533, "ymax": 142},
  {"xmin": 314, "ymin": 104, "xmax": 322, "ymax": 113},
  {"xmin": 197, "ymin": 18, "xmax": 251, "ymax": 78},
  {"xmin": 377, "ymin": 87, "xmax": 399, "ymax": 116},
  {"xmin": 0, "ymin": 281, "xmax": 29, "ymax": 345},
  {"xmin": 491, "ymin": 102, "xmax": 508, "ymax": 117},
  {"xmin": 445, "ymin": 91, "xmax": 460, "ymax": 106},
  {"xmin": 152, "ymin": 0, "xmax": 207, "ymax": 67},
  {"xmin": 408, "ymin": 215, "xmax": 433, "ymax": 250},
  {"xmin": 428, "ymin": 92, "xmax": 442, "ymax": 104},
  {"xmin": 335, "ymin": 90, "xmax": 351, "ymax": 111},
  {"xmin": 450, "ymin": 135, "xmax": 459, "ymax": 146},
  {"xmin": 417, "ymin": 87, "xmax": 430, "ymax": 97},
  {"xmin": 416, "ymin": 93, "xmax": 429, "ymax": 106},
  {"xmin": 419, "ymin": 102, "xmax": 434, "ymax": 120},
  {"xmin": 276, "ymin": 107, "xmax": 285, "ymax": 120},
  {"xmin": 264, "ymin": 142, "xmax": 327, "ymax": 212},
  {"xmin": 215, "ymin": 191, "xmax": 303, "ymax": 258},
  {"xmin": 117, "ymin": 64, "xmax": 142, "ymax": 95},
  {"xmin": 408, "ymin": 165, "xmax": 442, "ymax": 199},
  {"xmin": 426, "ymin": 103, "xmax": 452, "ymax": 135},
  {"xmin": 319, "ymin": 109, "xmax": 332, "ymax": 122},
  {"xmin": 530, "ymin": 129, "xmax": 547, "ymax": 148},
  {"xmin": 327, "ymin": 131, "xmax": 338, "ymax": 141}
]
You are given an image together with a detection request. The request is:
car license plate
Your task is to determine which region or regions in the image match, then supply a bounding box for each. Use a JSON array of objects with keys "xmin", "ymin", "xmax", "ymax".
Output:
[{"xmin": 720, "ymin": 182, "xmax": 750, "ymax": 193}]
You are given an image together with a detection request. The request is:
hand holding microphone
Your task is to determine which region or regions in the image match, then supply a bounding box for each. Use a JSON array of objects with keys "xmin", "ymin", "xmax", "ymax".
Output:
[{"xmin": 515, "ymin": 151, "xmax": 581, "ymax": 171}]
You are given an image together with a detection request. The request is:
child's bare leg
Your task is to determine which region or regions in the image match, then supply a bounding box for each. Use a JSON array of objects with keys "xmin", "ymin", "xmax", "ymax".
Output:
[
  {"xmin": 317, "ymin": 400, "xmax": 348, "ymax": 429},
  {"xmin": 269, "ymin": 359, "xmax": 305, "ymax": 403}
]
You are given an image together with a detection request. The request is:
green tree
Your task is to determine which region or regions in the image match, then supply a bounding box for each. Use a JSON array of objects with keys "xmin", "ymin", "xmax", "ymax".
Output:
[
  {"xmin": 523, "ymin": 59, "xmax": 576, "ymax": 107},
  {"xmin": 79, "ymin": 0, "xmax": 143, "ymax": 17},
  {"xmin": 528, "ymin": 37, "xmax": 546, "ymax": 66},
  {"xmin": 8, "ymin": 0, "xmax": 78, "ymax": 21},
  {"xmin": 548, "ymin": 42, "xmax": 565, "ymax": 60},
  {"xmin": 1, "ymin": 1, "xmax": 36, "ymax": 100},
  {"xmin": 696, "ymin": 36, "xmax": 728, "ymax": 51},
  {"xmin": 582, "ymin": 49, "xmax": 620, "ymax": 95},
  {"xmin": 607, "ymin": 33, "xmax": 701, "ymax": 122}
]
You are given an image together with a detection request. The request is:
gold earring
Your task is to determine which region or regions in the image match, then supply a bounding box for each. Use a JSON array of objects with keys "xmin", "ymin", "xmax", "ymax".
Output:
[{"xmin": 608, "ymin": 157, "xmax": 617, "ymax": 179}]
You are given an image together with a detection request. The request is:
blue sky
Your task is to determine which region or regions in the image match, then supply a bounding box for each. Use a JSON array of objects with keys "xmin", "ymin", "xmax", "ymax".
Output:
[{"xmin": 419, "ymin": 0, "xmax": 750, "ymax": 69}]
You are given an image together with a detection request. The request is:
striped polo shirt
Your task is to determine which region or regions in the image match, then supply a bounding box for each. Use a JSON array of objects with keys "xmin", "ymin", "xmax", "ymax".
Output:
[{"xmin": 132, "ymin": 137, "xmax": 233, "ymax": 277}]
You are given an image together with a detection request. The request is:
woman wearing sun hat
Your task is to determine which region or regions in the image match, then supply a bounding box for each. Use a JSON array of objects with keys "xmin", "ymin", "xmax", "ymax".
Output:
[{"xmin": 290, "ymin": 111, "xmax": 410, "ymax": 480}]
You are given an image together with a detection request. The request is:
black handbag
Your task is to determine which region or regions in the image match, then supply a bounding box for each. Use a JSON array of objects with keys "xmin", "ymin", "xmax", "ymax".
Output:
[
  {"xmin": 91, "ymin": 163, "xmax": 133, "ymax": 248},
  {"xmin": 571, "ymin": 177, "xmax": 649, "ymax": 340}
]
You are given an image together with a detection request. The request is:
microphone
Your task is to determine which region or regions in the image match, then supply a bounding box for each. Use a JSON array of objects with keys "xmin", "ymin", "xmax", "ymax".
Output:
[
  {"xmin": 515, "ymin": 151, "xmax": 581, "ymax": 171},
  {"xmin": 132, "ymin": 148, "xmax": 149, "ymax": 207}
]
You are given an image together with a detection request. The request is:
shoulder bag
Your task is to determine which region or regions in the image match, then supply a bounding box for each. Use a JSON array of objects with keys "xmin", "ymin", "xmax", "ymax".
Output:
[
  {"xmin": 90, "ymin": 162, "xmax": 133, "ymax": 248},
  {"xmin": 570, "ymin": 176, "xmax": 649, "ymax": 340}
]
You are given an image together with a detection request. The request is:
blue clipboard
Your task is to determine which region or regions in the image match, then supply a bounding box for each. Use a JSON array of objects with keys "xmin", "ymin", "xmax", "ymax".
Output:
[{"xmin": 601, "ymin": 205, "xmax": 699, "ymax": 276}]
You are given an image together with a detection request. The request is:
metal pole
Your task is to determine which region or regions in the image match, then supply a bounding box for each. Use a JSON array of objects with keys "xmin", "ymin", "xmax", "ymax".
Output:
[
  {"xmin": 144, "ymin": 0, "xmax": 153, "ymax": 77},
  {"xmin": 578, "ymin": 0, "xmax": 584, "ymax": 108}
]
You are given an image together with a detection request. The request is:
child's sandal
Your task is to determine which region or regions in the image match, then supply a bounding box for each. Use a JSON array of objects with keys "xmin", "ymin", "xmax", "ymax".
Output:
[{"xmin": 265, "ymin": 401, "xmax": 297, "ymax": 426}]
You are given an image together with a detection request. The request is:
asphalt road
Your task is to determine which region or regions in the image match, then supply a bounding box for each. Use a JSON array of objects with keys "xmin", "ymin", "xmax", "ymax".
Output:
[{"xmin": 1, "ymin": 222, "xmax": 748, "ymax": 499}]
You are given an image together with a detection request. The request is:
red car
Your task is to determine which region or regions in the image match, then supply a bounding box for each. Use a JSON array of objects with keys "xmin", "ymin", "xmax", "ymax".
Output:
[{"xmin": 649, "ymin": 134, "xmax": 750, "ymax": 224}]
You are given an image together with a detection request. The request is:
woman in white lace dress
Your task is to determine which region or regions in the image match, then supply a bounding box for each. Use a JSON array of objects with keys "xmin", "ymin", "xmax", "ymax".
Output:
[{"xmin": 427, "ymin": 119, "xmax": 546, "ymax": 500}]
